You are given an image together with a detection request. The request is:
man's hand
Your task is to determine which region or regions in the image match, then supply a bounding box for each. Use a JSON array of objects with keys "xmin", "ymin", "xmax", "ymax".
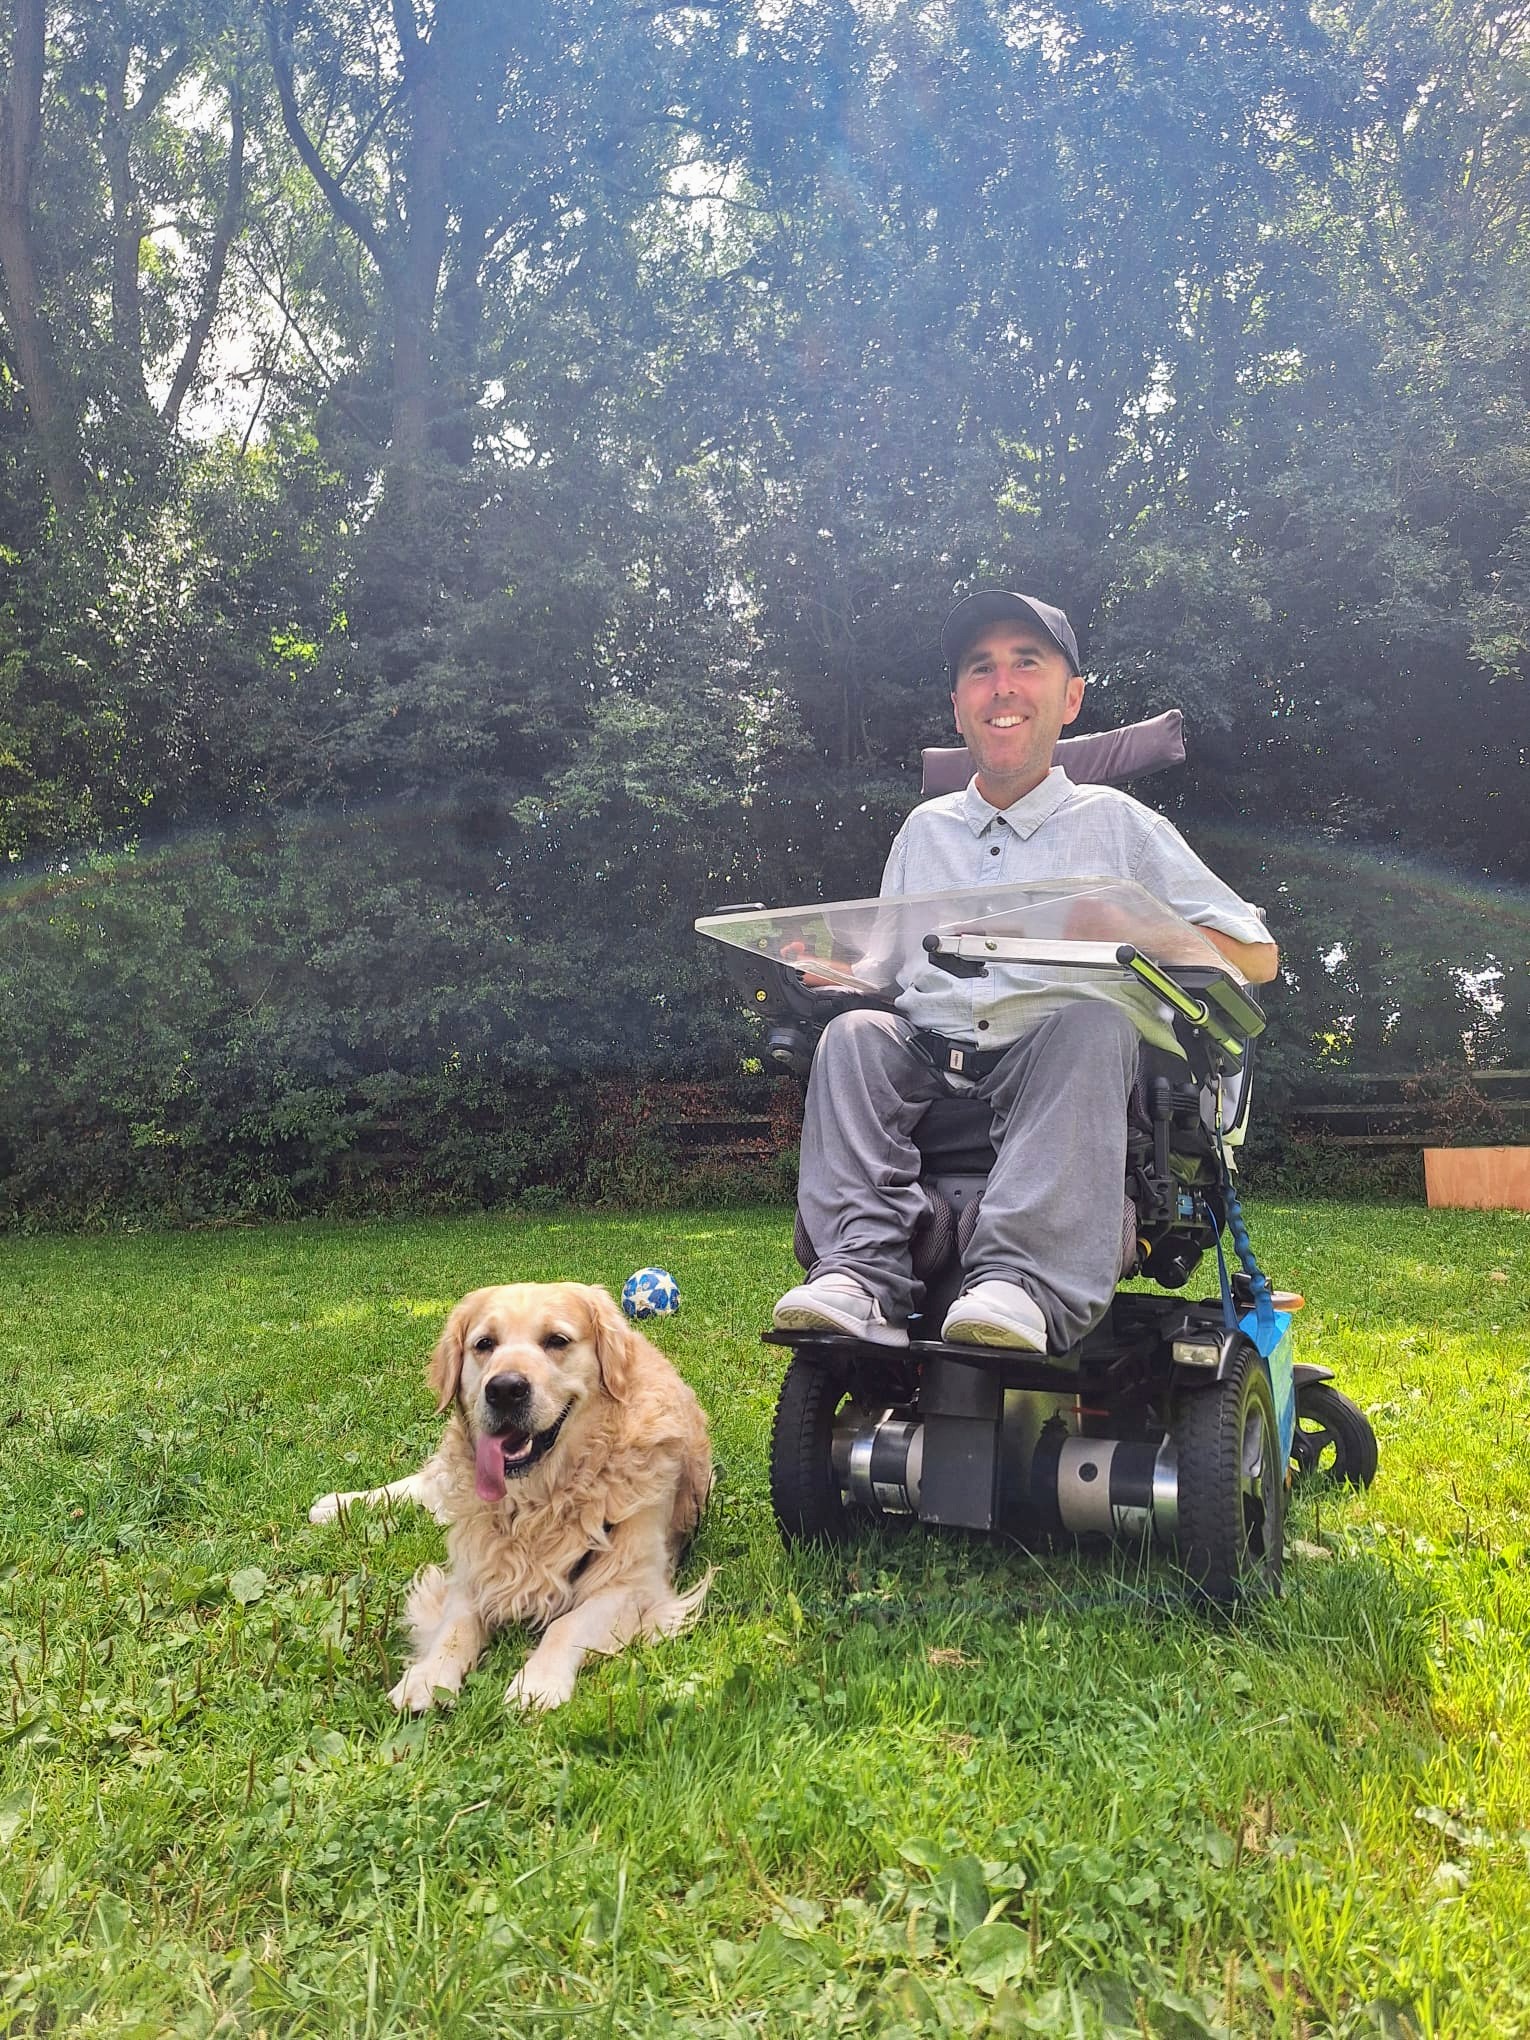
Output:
[{"xmin": 780, "ymin": 938, "xmax": 859, "ymax": 989}]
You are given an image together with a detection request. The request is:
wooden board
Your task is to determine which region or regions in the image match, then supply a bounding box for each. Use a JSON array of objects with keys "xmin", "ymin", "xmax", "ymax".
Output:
[{"xmin": 1424, "ymin": 1147, "xmax": 1530, "ymax": 1211}]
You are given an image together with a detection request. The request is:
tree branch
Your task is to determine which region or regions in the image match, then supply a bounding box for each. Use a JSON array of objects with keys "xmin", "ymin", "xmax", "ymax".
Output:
[
  {"xmin": 127, "ymin": 41, "xmax": 190, "ymax": 132},
  {"xmin": 238, "ymin": 316, "xmax": 287, "ymax": 454},
  {"xmin": 389, "ymin": 0, "xmax": 423, "ymax": 62},
  {"xmin": 264, "ymin": 2, "xmax": 393, "ymax": 279},
  {"xmin": 163, "ymin": 76, "xmax": 248, "ymax": 432},
  {"xmin": 236, "ymin": 219, "xmax": 374, "ymax": 437}
]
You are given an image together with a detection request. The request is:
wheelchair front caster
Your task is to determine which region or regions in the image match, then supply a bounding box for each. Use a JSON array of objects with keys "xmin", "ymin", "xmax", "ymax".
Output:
[
  {"xmin": 1171, "ymin": 1341, "xmax": 1285, "ymax": 1603},
  {"xmin": 1290, "ymin": 1381, "xmax": 1378, "ymax": 1489}
]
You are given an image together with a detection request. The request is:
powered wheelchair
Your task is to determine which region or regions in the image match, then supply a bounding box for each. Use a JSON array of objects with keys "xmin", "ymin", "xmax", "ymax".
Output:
[{"xmin": 698, "ymin": 715, "xmax": 1377, "ymax": 1603}]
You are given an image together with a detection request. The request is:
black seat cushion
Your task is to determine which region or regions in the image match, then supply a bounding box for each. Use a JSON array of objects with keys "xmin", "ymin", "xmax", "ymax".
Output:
[{"xmin": 915, "ymin": 1095, "xmax": 996, "ymax": 1173}]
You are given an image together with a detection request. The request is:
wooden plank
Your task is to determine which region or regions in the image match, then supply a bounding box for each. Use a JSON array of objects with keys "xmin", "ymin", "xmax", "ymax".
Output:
[
  {"xmin": 1424, "ymin": 1147, "xmax": 1530, "ymax": 1212},
  {"xmin": 661, "ymin": 1117, "xmax": 773, "ymax": 1130},
  {"xmin": 1332, "ymin": 1068, "xmax": 1530, "ymax": 1082},
  {"xmin": 1291, "ymin": 1134, "xmax": 1425, "ymax": 1147},
  {"xmin": 1297, "ymin": 1109, "xmax": 1436, "ymax": 1126},
  {"xmin": 1292, "ymin": 1101, "xmax": 1530, "ymax": 1119}
]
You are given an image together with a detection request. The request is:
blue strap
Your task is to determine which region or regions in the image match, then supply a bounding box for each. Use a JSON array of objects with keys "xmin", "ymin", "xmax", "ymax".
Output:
[
  {"xmin": 1214, "ymin": 1229, "xmax": 1236, "ymax": 1331},
  {"xmin": 1253, "ymin": 1268, "xmax": 1276, "ymax": 1339},
  {"xmin": 1216, "ymin": 1131, "xmax": 1276, "ymax": 1339}
]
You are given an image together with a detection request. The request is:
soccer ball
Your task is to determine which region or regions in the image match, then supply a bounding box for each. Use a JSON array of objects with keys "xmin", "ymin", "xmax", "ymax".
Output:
[{"xmin": 621, "ymin": 1266, "xmax": 680, "ymax": 1320}]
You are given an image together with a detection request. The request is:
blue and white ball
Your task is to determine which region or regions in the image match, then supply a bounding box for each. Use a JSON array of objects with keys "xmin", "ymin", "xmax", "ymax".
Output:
[{"xmin": 621, "ymin": 1266, "xmax": 680, "ymax": 1320}]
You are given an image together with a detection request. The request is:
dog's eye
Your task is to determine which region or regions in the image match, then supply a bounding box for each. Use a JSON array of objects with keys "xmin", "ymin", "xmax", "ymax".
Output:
[
  {"xmin": 472, "ymin": 1334, "xmax": 496, "ymax": 1354},
  {"xmin": 543, "ymin": 1332, "xmax": 571, "ymax": 1351}
]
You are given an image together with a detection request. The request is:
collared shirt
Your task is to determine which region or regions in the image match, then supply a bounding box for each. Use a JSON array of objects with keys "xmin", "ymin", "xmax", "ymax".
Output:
[{"xmin": 882, "ymin": 768, "xmax": 1270, "ymax": 1054}]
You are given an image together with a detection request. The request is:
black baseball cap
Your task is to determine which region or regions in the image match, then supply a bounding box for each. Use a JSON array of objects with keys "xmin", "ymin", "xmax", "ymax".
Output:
[{"xmin": 941, "ymin": 589, "xmax": 1081, "ymax": 681}]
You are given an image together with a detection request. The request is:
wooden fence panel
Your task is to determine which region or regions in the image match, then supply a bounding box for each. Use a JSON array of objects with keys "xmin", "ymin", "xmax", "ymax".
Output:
[{"xmin": 1287, "ymin": 1070, "xmax": 1530, "ymax": 1149}]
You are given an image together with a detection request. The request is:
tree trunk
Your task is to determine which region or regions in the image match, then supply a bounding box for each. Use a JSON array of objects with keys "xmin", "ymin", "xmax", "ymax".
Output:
[
  {"xmin": 387, "ymin": 24, "xmax": 451, "ymax": 473},
  {"xmin": 101, "ymin": 34, "xmax": 188, "ymax": 417},
  {"xmin": 102, "ymin": 51, "xmax": 149, "ymax": 410},
  {"xmin": 0, "ymin": 0, "xmax": 80, "ymax": 509}
]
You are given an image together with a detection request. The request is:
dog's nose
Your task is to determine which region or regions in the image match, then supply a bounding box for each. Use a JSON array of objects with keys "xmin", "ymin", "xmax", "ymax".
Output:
[{"xmin": 483, "ymin": 1371, "xmax": 531, "ymax": 1414}]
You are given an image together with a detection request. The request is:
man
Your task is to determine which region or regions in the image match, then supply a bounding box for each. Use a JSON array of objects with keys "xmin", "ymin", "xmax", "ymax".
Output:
[{"xmin": 773, "ymin": 588, "xmax": 1279, "ymax": 1356}]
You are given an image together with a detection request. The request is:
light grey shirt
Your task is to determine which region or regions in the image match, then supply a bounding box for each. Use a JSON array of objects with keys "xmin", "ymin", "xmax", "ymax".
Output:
[{"xmin": 882, "ymin": 768, "xmax": 1270, "ymax": 1055}]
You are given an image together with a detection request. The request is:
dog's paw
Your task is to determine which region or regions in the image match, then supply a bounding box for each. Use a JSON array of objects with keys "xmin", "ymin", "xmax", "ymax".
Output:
[
  {"xmin": 389, "ymin": 1662, "xmax": 455, "ymax": 1713},
  {"xmin": 505, "ymin": 1664, "xmax": 575, "ymax": 1712},
  {"xmin": 308, "ymin": 1491, "xmax": 347, "ymax": 1526}
]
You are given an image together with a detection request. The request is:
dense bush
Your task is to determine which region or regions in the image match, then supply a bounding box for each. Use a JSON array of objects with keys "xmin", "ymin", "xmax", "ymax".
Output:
[
  {"xmin": 4, "ymin": 789, "xmax": 1514, "ymax": 1224},
  {"xmin": 0, "ymin": 809, "xmax": 809, "ymax": 1224}
]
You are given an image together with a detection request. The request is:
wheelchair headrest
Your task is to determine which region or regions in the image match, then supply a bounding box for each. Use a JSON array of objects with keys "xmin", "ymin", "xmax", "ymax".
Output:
[{"xmin": 921, "ymin": 709, "xmax": 1185, "ymax": 799}]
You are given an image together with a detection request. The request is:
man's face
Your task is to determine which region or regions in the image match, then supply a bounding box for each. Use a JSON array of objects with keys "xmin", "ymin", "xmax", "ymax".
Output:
[{"xmin": 951, "ymin": 621, "xmax": 1085, "ymax": 804}]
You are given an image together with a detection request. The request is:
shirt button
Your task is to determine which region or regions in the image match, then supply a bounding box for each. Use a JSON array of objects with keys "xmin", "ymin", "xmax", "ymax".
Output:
[
  {"xmin": 977, "ymin": 1020, "xmax": 990, "ymax": 1031},
  {"xmin": 989, "ymin": 845, "xmax": 1001, "ymax": 856}
]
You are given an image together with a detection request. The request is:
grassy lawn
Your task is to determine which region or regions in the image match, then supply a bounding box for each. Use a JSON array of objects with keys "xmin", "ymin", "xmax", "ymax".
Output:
[{"xmin": 2, "ymin": 1199, "xmax": 1528, "ymax": 2038}]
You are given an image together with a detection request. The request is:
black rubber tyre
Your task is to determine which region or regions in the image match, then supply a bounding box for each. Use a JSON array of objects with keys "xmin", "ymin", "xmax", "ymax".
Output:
[
  {"xmin": 770, "ymin": 1356, "xmax": 858, "ymax": 1543},
  {"xmin": 1291, "ymin": 1381, "xmax": 1379, "ymax": 1489},
  {"xmin": 1172, "ymin": 1340, "xmax": 1284, "ymax": 1602}
]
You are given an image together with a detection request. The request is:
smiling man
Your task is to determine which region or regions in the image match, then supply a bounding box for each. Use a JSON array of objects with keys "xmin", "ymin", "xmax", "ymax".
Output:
[{"xmin": 773, "ymin": 588, "xmax": 1280, "ymax": 1357}]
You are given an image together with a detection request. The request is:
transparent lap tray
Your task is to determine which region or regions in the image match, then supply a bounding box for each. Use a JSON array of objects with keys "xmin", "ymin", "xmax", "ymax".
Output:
[{"xmin": 696, "ymin": 877, "xmax": 1234, "ymax": 999}]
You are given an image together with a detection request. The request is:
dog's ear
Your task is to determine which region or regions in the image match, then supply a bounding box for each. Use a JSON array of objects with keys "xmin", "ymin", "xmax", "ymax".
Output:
[
  {"xmin": 428, "ymin": 1294, "xmax": 477, "ymax": 1413},
  {"xmin": 583, "ymin": 1285, "xmax": 638, "ymax": 1405}
]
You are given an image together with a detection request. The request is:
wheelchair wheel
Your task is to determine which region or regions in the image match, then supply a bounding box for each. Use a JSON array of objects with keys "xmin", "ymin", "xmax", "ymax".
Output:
[
  {"xmin": 1171, "ymin": 1340, "xmax": 1284, "ymax": 1603},
  {"xmin": 770, "ymin": 1355, "xmax": 858, "ymax": 1543},
  {"xmin": 1291, "ymin": 1381, "xmax": 1378, "ymax": 1489}
]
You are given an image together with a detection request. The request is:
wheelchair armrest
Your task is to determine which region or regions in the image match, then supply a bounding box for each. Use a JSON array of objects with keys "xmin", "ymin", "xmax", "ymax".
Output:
[{"xmin": 1165, "ymin": 968, "xmax": 1266, "ymax": 1041}]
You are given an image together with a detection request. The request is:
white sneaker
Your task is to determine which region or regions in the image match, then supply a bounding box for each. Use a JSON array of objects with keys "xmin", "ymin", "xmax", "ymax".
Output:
[
  {"xmin": 941, "ymin": 1280, "xmax": 1048, "ymax": 1352},
  {"xmin": 773, "ymin": 1273, "xmax": 908, "ymax": 1348}
]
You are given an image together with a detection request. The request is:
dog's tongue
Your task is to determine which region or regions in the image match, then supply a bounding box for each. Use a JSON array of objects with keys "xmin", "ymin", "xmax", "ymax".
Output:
[{"xmin": 474, "ymin": 1434, "xmax": 508, "ymax": 1504}]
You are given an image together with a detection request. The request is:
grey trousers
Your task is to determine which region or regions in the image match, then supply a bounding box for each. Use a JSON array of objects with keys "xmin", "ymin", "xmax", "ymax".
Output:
[{"xmin": 797, "ymin": 1002, "xmax": 1139, "ymax": 1351}]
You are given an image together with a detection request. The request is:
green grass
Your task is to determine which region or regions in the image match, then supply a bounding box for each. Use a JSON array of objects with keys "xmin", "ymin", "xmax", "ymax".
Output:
[{"xmin": 1, "ymin": 1200, "xmax": 1528, "ymax": 2038}]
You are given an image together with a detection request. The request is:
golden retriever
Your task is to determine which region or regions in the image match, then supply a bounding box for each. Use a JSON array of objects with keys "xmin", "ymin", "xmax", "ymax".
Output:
[{"xmin": 308, "ymin": 1282, "xmax": 712, "ymax": 1712}]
